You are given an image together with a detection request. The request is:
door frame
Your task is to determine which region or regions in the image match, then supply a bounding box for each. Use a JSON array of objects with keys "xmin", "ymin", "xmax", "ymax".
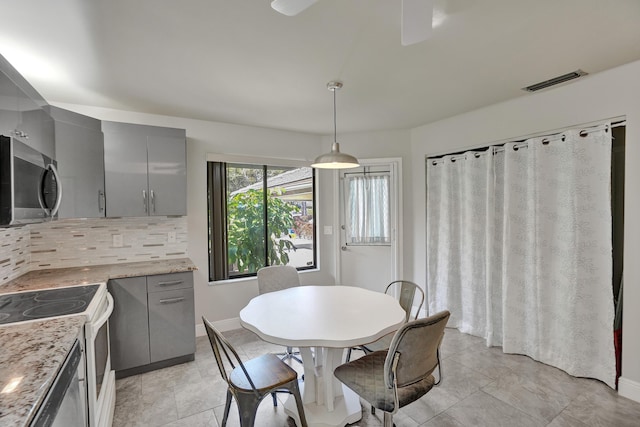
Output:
[{"xmin": 333, "ymin": 157, "xmax": 402, "ymax": 285}]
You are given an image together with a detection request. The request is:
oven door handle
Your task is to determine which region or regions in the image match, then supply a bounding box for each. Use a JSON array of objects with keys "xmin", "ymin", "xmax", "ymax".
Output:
[{"xmin": 89, "ymin": 292, "xmax": 114, "ymax": 340}]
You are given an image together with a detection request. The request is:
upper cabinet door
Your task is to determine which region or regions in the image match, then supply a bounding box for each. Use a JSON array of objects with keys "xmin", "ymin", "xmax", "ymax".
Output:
[
  {"xmin": 104, "ymin": 127, "xmax": 149, "ymax": 217},
  {"xmin": 0, "ymin": 54, "xmax": 54, "ymax": 158},
  {"xmin": 0, "ymin": 70, "xmax": 21, "ymax": 138},
  {"xmin": 49, "ymin": 106, "xmax": 106, "ymax": 218},
  {"xmin": 147, "ymin": 135, "xmax": 186, "ymax": 216},
  {"xmin": 102, "ymin": 121, "xmax": 186, "ymax": 217}
]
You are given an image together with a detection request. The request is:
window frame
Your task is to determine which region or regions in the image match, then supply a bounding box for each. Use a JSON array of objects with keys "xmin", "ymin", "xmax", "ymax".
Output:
[{"xmin": 207, "ymin": 155, "xmax": 317, "ymax": 282}]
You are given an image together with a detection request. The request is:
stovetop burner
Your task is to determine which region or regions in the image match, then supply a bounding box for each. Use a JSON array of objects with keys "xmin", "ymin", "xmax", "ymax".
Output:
[
  {"xmin": 34, "ymin": 286, "xmax": 97, "ymax": 302},
  {"xmin": 0, "ymin": 284, "xmax": 100, "ymax": 325},
  {"xmin": 23, "ymin": 300, "xmax": 88, "ymax": 319}
]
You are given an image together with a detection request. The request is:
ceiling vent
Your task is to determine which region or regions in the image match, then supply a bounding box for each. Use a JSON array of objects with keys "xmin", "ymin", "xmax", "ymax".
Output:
[{"xmin": 522, "ymin": 70, "xmax": 588, "ymax": 92}]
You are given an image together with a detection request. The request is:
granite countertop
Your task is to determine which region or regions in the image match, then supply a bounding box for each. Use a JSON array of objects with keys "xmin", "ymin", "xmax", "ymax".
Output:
[
  {"xmin": 0, "ymin": 316, "xmax": 86, "ymax": 427},
  {"xmin": 0, "ymin": 257, "xmax": 197, "ymax": 294},
  {"xmin": 0, "ymin": 257, "xmax": 197, "ymax": 426}
]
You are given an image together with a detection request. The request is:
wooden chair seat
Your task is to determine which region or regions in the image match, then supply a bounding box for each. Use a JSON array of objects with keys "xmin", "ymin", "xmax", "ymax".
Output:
[{"xmin": 229, "ymin": 353, "xmax": 299, "ymax": 392}]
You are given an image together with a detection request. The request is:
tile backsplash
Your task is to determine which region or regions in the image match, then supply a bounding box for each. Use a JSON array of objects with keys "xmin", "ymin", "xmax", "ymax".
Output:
[
  {"xmin": 0, "ymin": 226, "xmax": 31, "ymax": 283},
  {"xmin": 0, "ymin": 216, "xmax": 188, "ymax": 285}
]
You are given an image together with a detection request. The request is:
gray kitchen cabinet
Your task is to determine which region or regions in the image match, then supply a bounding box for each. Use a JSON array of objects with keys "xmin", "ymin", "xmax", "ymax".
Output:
[
  {"xmin": 0, "ymin": 54, "xmax": 54, "ymax": 159},
  {"xmin": 108, "ymin": 271, "xmax": 195, "ymax": 377},
  {"xmin": 0, "ymin": 68, "xmax": 21, "ymax": 137},
  {"xmin": 148, "ymin": 274, "xmax": 195, "ymax": 363},
  {"xmin": 102, "ymin": 121, "xmax": 186, "ymax": 217},
  {"xmin": 47, "ymin": 106, "xmax": 106, "ymax": 218},
  {"xmin": 107, "ymin": 276, "xmax": 150, "ymax": 372}
]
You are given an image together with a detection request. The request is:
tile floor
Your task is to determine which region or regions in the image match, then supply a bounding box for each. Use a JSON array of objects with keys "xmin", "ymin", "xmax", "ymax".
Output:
[{"xmin": 113, "ymin": 328, "xmax": 640, "ymax": 426}]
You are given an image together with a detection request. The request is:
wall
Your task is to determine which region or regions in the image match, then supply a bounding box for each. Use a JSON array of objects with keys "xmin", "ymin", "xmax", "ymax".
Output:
[{"xmin": 408, "ymin": 59, "xmax": 640, "ymax": 402}]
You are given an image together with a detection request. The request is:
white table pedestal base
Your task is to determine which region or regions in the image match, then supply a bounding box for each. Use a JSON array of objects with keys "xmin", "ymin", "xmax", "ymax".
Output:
[
  {"xmin": 284, "ymin": 382, "xmax": 361, "ymax": 427},
  {"xmin": 283, "ymin": 346, "xmax": 362, "ymax": 427}
]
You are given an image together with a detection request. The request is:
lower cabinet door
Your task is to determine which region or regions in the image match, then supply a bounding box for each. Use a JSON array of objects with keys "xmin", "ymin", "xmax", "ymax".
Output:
[
  {"xmin": 148, "ymin": 287, "xmax": 195, "ymax": 363},
  {"xmin": 108, "ymin": 277, "xmax": 150, "ymax": 371}
]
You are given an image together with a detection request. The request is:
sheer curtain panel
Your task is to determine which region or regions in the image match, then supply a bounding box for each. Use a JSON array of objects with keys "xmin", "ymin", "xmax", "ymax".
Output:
[
  {"xmin": 426, "ymin": 123, "xmax": 616, "ymax": 388},
  {"xmin": 345, "ymin": 174, "xmax": 390, "ymax": 245}
]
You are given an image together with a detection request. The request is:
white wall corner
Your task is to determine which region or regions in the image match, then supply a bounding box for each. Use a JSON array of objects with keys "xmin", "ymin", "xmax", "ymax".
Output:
[
  {"xmin": 195, "ymin": 317, "xmax": 242, "ymax": 337},
  {"xmin": 618, "ymin": 377, "xmax": 640, "ymax": 404}
]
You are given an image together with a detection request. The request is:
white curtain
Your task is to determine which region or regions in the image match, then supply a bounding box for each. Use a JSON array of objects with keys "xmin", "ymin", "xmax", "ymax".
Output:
[
  {"xmin": 345, "ymin": 174, "xmax": 390, "ymax": 244},
  {"xmin": 426, "ymin": 124, "xmax": 616, "ymax": 388}
]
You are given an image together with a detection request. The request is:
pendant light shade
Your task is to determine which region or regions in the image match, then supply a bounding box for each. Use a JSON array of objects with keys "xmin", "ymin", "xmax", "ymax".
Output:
[{"xmin": 311, "ymin": 81, "xmax": 359, "ymax": 169}]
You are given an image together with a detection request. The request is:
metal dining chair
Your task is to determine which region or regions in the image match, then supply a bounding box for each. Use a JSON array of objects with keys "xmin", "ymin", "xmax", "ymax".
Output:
[
  {"xmin": 256, "ymin": 265, "xmax": 303, "ymax": 364},
  {"xmin": 202, "ymin": 316, "xmax": 308, "ymax": 427},
  {"xmin": 346, "ymin": 280, "xmax": 425, "ymax": 362},
  {"xmin": 334, "ymin": 311, "xmax": 450, "ymax": 427}
]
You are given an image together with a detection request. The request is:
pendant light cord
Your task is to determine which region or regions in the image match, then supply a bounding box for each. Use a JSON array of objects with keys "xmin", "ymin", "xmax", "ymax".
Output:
[{"xmin": 333, "ymin": 87, "xmax": 337, "ymax": 143}]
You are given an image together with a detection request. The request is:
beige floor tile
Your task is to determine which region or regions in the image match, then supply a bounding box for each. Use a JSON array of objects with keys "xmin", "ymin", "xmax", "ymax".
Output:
[
  {"xmin": 174, "ymin": 377, "xmax": 228, "ymax": 419},
  {"xmin": 211, "ymin": 395, "xmax": 297, "ymax": 427},
  {"xmin": 420, "ymin": 412, "xmax": 467, "ymax": 427},
  {"xmin": 398, "ymin": 389, "xmax": 459, "ymax": 425},
  {"xmin": 442, "ymin": 391, "xmax": 545, "ymax": 427},
  {"xmin": 140, "ymin": 361, "xmax": 202, "ymax": 394},
  {"xmin": 482, "ymin": 370, "xmax": 572, "ymax": 422},
  {"xmin": 431, "ymin": 359, "xmax": 493, "ymax": 401},
  {"xmin": 161, "ymin": 409, "xmax": 218, "ymax": 427},
  {"xmin": 447, "ymin": 345, "xmax": 515, "ymax": 380},
  {"xmin": 111, "ymin": 327, "xmax": 640, "ymax": 427},
  {"xmin": 546, "ymin": 412, "xmax": 590, "ymax": 427},
  {"xmin": 114, "ymin": 386, "xmax": 178, "ymax": 427},
  {"xmin": 561, "ymin": 386, "xmax": 640, "ymax": 427}
]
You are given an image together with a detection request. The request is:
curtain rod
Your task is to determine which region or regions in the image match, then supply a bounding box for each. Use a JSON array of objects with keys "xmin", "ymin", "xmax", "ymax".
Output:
[{"xmin": 428, "ymin": 120, "xmax": 624, "ymax": 165}]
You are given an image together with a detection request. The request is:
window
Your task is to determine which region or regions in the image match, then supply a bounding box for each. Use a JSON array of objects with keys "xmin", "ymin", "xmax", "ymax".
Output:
[
  {"xmin": 207, "ymin": 161, "xmax": 316, "ymax": 281},
  {"xmin": 343, "ymin": 172, "xmax": 391, "ymax": 245}
]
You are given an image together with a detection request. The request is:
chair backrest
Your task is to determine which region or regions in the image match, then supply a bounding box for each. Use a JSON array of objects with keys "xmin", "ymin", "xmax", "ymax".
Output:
[
  {"xmin": 202, "ymin": 316, "xmax": 260, "ymax": 395},
  {"xmin": 257, "ymin": 265, "xmax": 300, "ymax": 294},
  {"xmin": 384, "ymin": 310, "xmax": 450, "ymax": 389},
  {"xmin": 385, "ymin": 280, "xmax": 425, "ymax": 322}
]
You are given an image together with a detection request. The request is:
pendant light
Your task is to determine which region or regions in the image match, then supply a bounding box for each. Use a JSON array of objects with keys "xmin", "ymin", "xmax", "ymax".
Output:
[{"xmin": 311, "ymin": 81, "xmax": 359, "ymax": 169}]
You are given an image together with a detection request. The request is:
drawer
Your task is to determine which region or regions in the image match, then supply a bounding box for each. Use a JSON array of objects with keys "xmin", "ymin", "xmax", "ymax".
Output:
[{"xmin": 147, "ymin": 271, "xmax": 193, "ymax": 293}]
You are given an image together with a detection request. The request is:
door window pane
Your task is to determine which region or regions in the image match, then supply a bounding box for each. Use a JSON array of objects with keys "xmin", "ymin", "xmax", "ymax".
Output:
[{"xmin": 344, "ymin": 173, "xmax": 390, "ymax": 245}]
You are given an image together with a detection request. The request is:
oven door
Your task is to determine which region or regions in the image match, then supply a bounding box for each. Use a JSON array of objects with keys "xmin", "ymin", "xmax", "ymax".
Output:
[
  {"xmin": 85, "ymin": 292, "xmax": 115, "ymax": 427},
  {"xmin": 30, "ymin": 339, "xmax": 87, "ymax": 427}
]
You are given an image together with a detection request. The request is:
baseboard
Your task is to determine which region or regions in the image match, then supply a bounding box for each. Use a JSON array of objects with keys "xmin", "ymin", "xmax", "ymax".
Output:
[
  {"xmin": 618, "ymin": 377, "xmax": 640, "ymax": 403},
  {"xmin": 195, "ymin": 317, "xmax": 241, "ymax": 337}
]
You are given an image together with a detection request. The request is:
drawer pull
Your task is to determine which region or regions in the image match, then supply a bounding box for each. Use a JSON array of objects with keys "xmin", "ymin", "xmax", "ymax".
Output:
[
  {"xmin": 157, "ymin": 280, "xmax": 183, "ymax": 287},
  {"xmin": 159, "ymin": 297, "xmax": 185, "ymax": 305}
]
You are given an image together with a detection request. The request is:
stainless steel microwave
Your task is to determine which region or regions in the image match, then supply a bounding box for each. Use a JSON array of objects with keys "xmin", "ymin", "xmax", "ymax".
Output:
[{"xmin": 0, "ymin": 136, "xmax": 62, "ymax": 225}]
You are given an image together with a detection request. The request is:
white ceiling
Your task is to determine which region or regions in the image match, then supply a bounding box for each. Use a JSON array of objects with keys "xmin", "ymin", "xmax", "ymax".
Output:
[{"xmin": 2, "ymin": 0, "xmax": 640, "ymax": 135}]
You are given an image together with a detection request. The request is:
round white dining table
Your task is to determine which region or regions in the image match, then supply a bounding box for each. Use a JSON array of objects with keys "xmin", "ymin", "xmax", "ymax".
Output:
[{"xmin": 239, "ymin": 285, "xmax": 406, "ymax": 427}]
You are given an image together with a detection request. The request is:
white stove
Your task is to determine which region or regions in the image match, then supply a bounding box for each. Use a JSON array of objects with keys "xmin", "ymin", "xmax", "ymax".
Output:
[
  {"xmin": 0, "ymin": 284, "xmax": 103, "ymax": 325},
  {"xmin": 0, "ymin": 284, "xmax": 115, "ymax": 427}
]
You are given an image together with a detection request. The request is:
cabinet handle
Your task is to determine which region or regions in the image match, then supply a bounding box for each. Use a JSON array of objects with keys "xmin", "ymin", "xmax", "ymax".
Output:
[
  {"xmin": 150, "ymin": 189, "xmax": 156, "ymax": 213},
  {"xmin": 157, "ymin": 280, "xmax": 183, "ymax": 287},
  {"xmin": 12, "ymin": 129, "xmax": 28, "ymax": 139},
  {"xmin": 159, "ymin": 297, "xmax": 185, "ymax": 305},
  {"xmin": 142, "ymin": 190, "xmax": 147, "ymax": 213},
  {"xmin": 98, "ymin": 190, "xmax": 105, "ymax": 212}
]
